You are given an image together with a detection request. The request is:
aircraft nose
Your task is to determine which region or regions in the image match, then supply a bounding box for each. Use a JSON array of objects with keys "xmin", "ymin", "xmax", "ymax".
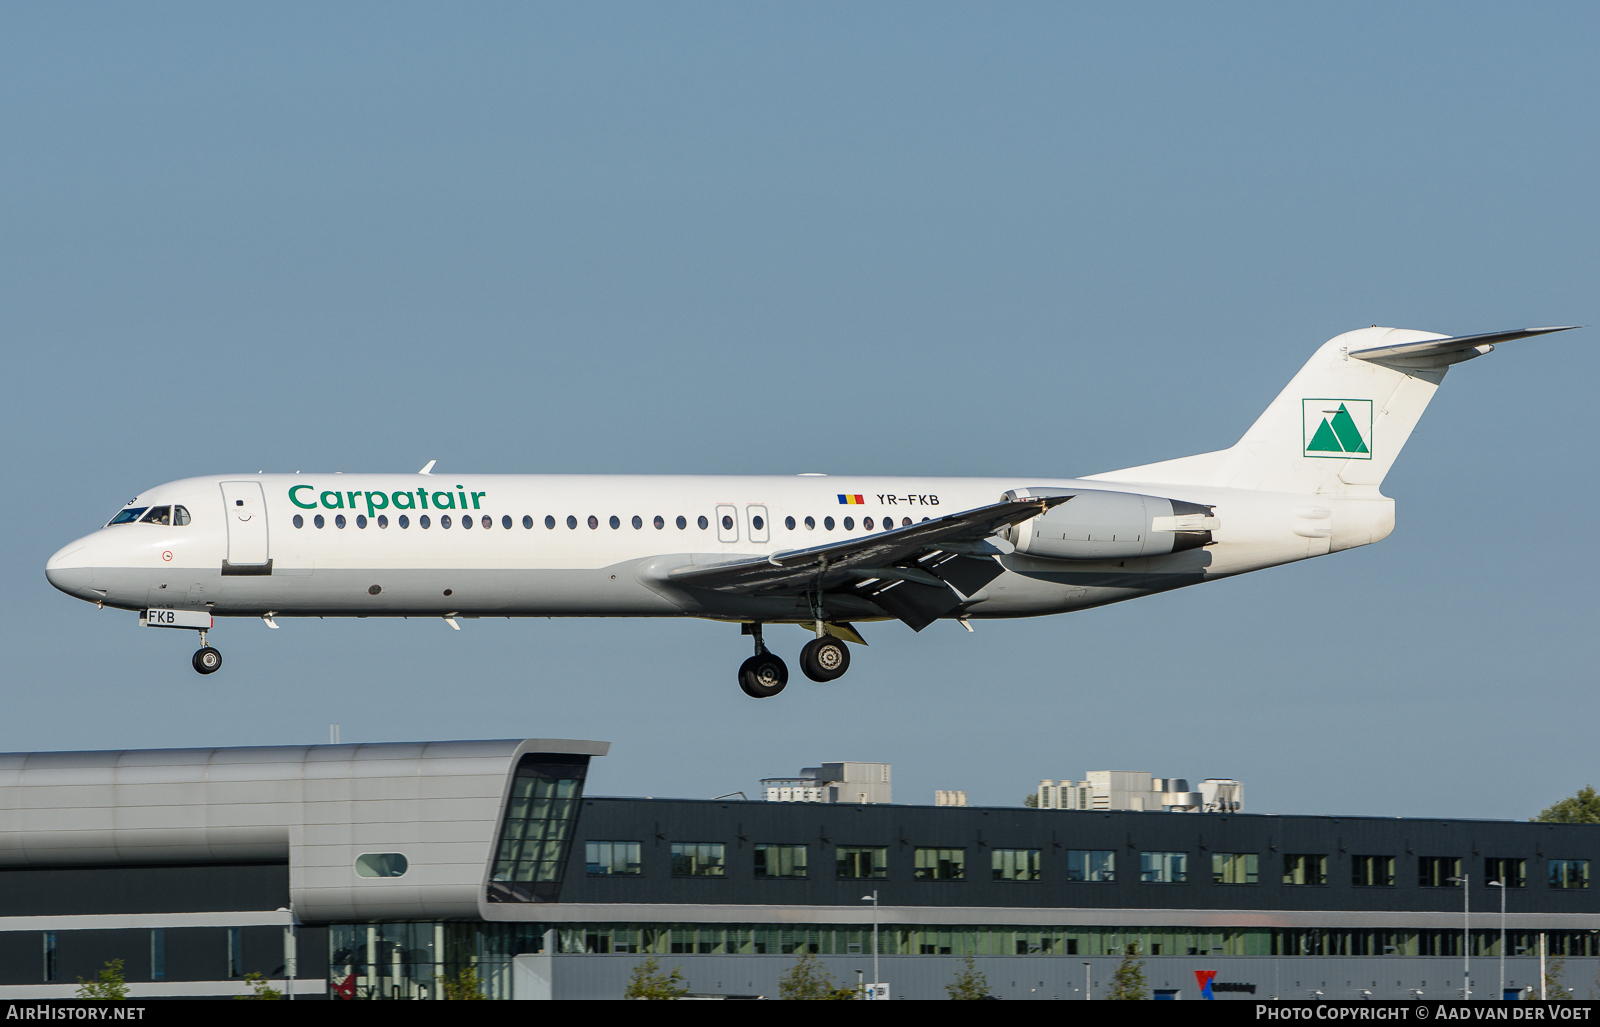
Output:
[{"xmin": 46, "ymin": 542, "xmax": 96, "ymax": 598}]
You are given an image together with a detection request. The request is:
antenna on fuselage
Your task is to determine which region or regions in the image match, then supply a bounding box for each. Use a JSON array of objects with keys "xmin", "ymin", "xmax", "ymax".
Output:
[{"xmin": 418, "ymin": 460, "xmax": 436, "ymax": 475}]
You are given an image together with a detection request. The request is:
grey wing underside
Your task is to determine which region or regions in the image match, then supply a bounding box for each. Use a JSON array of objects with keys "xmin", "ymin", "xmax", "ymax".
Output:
[{"xmin": 666, "ymin": 496, "xmax": 1068, "ymax": 631}]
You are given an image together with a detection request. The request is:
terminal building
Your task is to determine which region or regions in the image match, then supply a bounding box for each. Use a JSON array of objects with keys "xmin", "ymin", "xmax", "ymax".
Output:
[{"xmin": 0, "ymin": 738, "xmax": 1596, "ymax": 1000}]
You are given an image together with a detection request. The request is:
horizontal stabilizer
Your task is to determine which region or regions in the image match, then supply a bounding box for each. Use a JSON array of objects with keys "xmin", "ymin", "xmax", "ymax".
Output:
[{"xmin": 1350, "ymin": 325, "xmax": 1580, "ymax": 364}]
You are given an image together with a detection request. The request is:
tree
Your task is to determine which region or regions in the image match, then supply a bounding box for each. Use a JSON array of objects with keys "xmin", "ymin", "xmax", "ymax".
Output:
[
  {"xmin": 1546, "ymin": 955, "xmax": 1573, "ymax": 1000},
  {"xmin": 623, "ymin": 955, "xmax": 689, "ymax": 1000},
  {"xmin": 1107, "ymin": 944, "xmax": 1148, "ymax": 1000},
  {"xmin": 777, "ymin": 952, "xmax": 857, "ymax": 1000},
  {"xmin": 1022, "ymin": 794, "xmax": 1039, "ymax": 808},
  {"xmin": 235, "ymin": 971, "xmax": 283, "ymax": 1000},
  {"xmin": 1534, "ymin": 786, "xmax": 1600, "ymax": 824},
  {"xmin": 76, "ymin": 959, "xmax": 128, "ymax": 1000},
  {"xmin": 946, "ymin": 954, "xmax": 992, "ymax": 1000},
  {"xmin": 438, "ymin": 965, "xmax": 486, "ymax": 1000}
]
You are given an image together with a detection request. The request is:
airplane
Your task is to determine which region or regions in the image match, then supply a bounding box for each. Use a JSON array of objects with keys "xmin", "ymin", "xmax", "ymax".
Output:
[{"xmin": 46, "ymin": 325, "xmax": 1579, "ymax": 697}]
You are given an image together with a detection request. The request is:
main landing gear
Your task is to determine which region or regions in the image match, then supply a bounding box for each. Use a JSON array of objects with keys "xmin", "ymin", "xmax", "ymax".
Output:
[
  {"xmin": 799, "ymin": 636, "xmax": 850, "ymax": 682},
  {"xmin": 737, "ymin": 623, "xmax": 851, "ymax": 698},
  {"xmin": 192, "ymin": 629, "xmax": 222, "ymax": 675},
  {"xmin": 738, "ymin": 623, "xmax": 789, "ymax": 698}
]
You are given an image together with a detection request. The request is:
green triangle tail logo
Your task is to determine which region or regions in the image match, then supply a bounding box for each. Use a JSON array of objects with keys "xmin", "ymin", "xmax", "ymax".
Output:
[{"xmin": 1303, "ymin": 399, "xmax": 1373, "ymax": 459}]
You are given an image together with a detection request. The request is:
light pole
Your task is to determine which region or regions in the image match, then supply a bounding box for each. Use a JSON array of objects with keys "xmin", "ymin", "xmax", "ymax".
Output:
[
  {"xmin": 1448, "ymin": 873, "xmax": 1470, "ymax": 999},
  {"xmin": 1488, "ymin": 878, "xmax": 1506, "ymax": 999},
  {"xmin": 860, "ymin": 891, "xmax": 879, "ymax": 998}
]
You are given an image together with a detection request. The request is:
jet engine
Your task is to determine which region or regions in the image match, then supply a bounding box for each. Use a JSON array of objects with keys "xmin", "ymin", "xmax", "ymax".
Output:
[{"xmin": 1000, "ymin": 487, "xmax": 1216, "ymax": 561}]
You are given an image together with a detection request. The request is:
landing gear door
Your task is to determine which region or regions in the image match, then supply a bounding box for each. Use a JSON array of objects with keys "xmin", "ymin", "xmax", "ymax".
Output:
[
  {"xmin": 715, "ymin": 504, "xmax": 739, "ymax": 543},
  {"xmin": 219, "ymin": 481, "xmax": 270, "ymax": 568},
  {"xmin": 747, "ymin": 505, "xmax": 770, "ymax": 543}
]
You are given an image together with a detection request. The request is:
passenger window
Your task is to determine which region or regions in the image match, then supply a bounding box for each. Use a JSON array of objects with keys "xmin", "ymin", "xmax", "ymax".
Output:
[
  {"xmin": 463, "ymin": 515, "xmax": 473, "ymax": 529},
  {"xmin": 676, "ymin": 516, "xmax": 687, "ymax": 529},
  {"xmin": 356, "ymin": 515, "xmax": 367, "ymax": 528},
  {"xmin": 824, "ymin": 516, "xmax": 835, "ymax": 530},
  {"xmin": 542, "ymin": 515, "xmax": 554, "ymax": 529},
  {"xmin": 785, "ymin": 516, "xmax": 795, "ymax": 530},
  {"xmin": 399, "ymin": 515, "xmax": 410, "ymax": 528},
  {"xmin": 752, "ymin": 515, "xmax": 764, "ymax": 530},
  {"xmin": 420, "ymin": 515, "xmax": 431, "ymax": 529},
  {"xmin": 315, "ymin": 514, "xmax": 325, "ymax": 528},
  {"xmin": 378, "ymin": 515, "xmax": 388, "ymax": 528},
  {"xmin": 442, "ymin": 515, "xmax": 453, "ymax": 528},
  {"xmin": 335, "ymin": 514, "xmax": 347, "ymax": 529},
  {"xmin": 140, "ymin": 506, "xmax": 172, "ymax": 525},
  {"xmin": 842, "ymin": 517, "xmax": 854, "ymax": 530},
  {"xmin": 567, "ymin": 515, "xmax": 577, "ymax": 529},
  {"xmin": 173, "ymin": 506, "xmax": 191, "ymax": 526},
  {"xmin": 653, "ymin": 515, "xmax": 664, "ymax": 529},
  {"xmin": 804, "ymin": 516, "xmax": 815, "ymax": 530},
  {"xmin": 500, "ymin": 516, "xmax": 510, "ymax": 530},
  {"xmin": 524, "ymin": 515, "xmax": 535, "ymax": 529},
  {"xmin": 609, "ymin": 516, "xmax": 620, "ymax": 529},
  {"xmin": 588, "ymin": 515, "xmax": 599, "ymax": 530},
  {"xmin": 697, "ymin": 515, "xmax": 709, "ymax": 530},
  {"xmin": 721, "ymin": 515, "xmax": 734, "ymax": 530},
  {"xmin": 632, "ymin": 515, "xmax": 643, "ymax": 529},
  {"xmin": 354, "ymin": 853, "xmax": 408, "ymax": 879},
  {"xmin": 293, "ymin": 514, "xmax": 304, "ymax": 529}
]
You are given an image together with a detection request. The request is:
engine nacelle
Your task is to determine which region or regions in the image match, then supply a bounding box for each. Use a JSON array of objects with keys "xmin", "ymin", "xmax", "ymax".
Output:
[{"xmin": 1001, "ymin": 487, "xmax": 1215, "ymax": 561}]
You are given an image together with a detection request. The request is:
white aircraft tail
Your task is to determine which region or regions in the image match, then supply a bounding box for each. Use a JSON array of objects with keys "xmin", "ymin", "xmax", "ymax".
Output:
[{"xmin": 1088, "ymin": 326, "xmax": 1578, "ymax": 496}]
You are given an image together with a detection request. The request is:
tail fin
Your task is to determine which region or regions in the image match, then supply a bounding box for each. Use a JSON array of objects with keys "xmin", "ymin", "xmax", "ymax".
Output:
[{"xmin": 1088, "ymin": 326, "xmax": 1579, "ymax": 495}]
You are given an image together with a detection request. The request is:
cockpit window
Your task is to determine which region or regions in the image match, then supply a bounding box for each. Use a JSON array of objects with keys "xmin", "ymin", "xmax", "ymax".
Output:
[
  {"xmin": 173, "ymin": 505, "xmax": 190, "ymax": 526},
  {"xmin": 107, "ymin": 507, "xmax": 148, "ymax": 525},
  {"xmin": 140, "ymin": 506, "xmax": 172, "ymax": 525}
]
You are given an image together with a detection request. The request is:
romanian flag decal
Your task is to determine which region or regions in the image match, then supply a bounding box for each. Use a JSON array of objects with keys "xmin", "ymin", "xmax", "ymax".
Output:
[{"xmin": 837, "ymin": 494, "xmax": 865, "ymax": 505}]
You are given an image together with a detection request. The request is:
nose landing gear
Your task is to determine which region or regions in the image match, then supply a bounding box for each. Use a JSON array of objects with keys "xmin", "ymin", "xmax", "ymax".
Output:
[
  {"xmin": 192, "ymin": 629, "xmax": 222, "ymax": 675},
  {"xmin": 737, "ymin": 623, "xmax": 788, "ymax": 698}
]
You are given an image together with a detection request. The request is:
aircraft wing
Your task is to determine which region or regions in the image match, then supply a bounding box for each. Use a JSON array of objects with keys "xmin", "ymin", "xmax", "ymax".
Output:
[{"xmin": 667, "ymin": 495, "xmax": 1068, "ymax": 631}]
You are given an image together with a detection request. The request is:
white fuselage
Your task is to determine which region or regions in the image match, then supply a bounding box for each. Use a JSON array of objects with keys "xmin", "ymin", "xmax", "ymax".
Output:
[{"xmin": 45, "ymin": 472, "xmax": 1394, "ymax": 626}]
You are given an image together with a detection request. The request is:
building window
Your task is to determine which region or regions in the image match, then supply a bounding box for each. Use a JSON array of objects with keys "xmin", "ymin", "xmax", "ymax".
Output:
[
  {"xmin": 836, "ymin": 846, "xmax": 887, "ymax": 879},
  {"xmin": 1213, "ymin": 853, "xmax": 1259, "ymax": 885},
  {"xmin": 755, "ymin": 844, "xmax": 808, "ymax": 879},
  {"xmin": 1141, "ymin": 851, "xmax": 1188, "ymax": 884},
  {"xmin": 1282, "ymin": 854, "xmax": 1328, "ymax": 886},
  {"xmin": 1550, "ymin": 860, "xmax": 1590, "ymax": 890},
  {"xmin": 993, "ymin": 848, "xmax": 1042, "ymax": 882},
  {"xmin": 1485, "ymin": 857, "xmax": 1527, "ymax": 889},
  {"xmin": 1418, "ymin": 856, "xmax": 1463, "ymax": 888},
  {"xmin": 150, "ymin": 928, "xmax": 165, "ymax": 980},
  {"xmin": 586, "ymin": 841, "xmax": 642, "ymax": 876},
  {"xmin": 671, "ymin": 843, "xmax": 726, "ymax": 878},
  {"xmin": 486, "ymin": 753, "xmax": 590, "ymax": 903},
  {"xmin": 42, "ymin": 932, "xmax": 55, "ymax": 982},
  {"xmin": 913, "ymin": 848, "xmax": 966, "ymax": 881},
  {"xmin": 354, "ymin": 853, "xmax": 409, "ymax": 878},
  {"xmin": 227, "ymin": 927, "xmax": 243, "ymax": 978},
  {"xmin": 1352, "ymin": 855, "xmax": 1395, "ymax": 887},
  {"xmin": 1066, "ymin": 849, "xmax": 1116, "ymax": 882}
]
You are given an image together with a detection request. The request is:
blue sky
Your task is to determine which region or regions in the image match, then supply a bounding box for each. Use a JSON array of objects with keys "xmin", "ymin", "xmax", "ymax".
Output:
[{"xmin": 2, "ymin": 2, "xmax": 1595, "ymax": 819}]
